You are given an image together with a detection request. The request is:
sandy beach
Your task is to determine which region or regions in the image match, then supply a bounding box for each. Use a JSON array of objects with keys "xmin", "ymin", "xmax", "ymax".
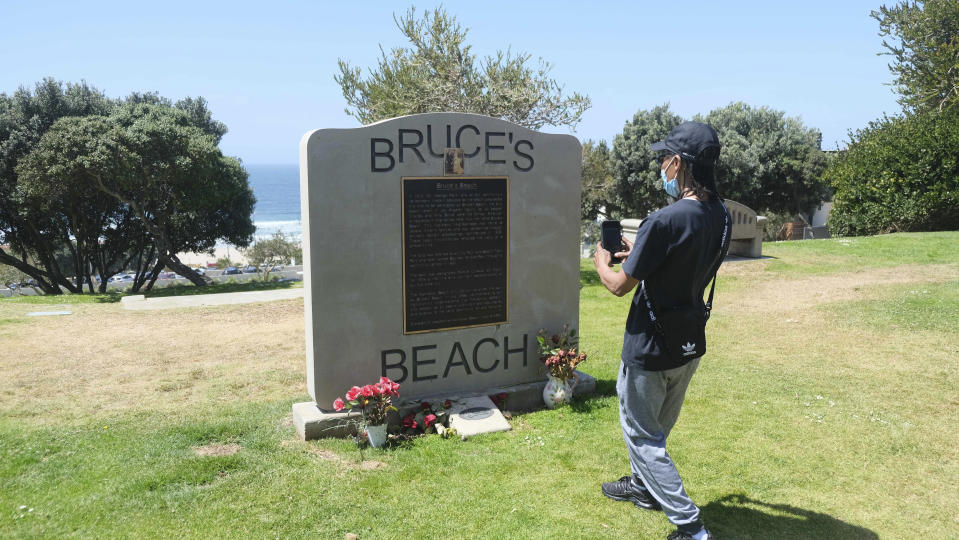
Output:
[{"xmin": 175, "ymin": 245, "xmax": 249, "ymax": 267}]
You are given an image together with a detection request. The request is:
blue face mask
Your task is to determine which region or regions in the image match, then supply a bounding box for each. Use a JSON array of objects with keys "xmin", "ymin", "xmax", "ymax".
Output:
[{"xmin": 661, "ymin": 169, "xmax": 681, "ymax": 198}]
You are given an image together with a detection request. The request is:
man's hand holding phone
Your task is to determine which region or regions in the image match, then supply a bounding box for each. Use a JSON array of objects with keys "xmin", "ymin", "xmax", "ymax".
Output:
[{"xmin": 614, "ymin": 235, "xmax": 633, "ymax": 263}]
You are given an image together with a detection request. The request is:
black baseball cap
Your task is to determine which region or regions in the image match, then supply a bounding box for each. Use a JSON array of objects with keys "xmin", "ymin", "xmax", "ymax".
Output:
[{"xmin": 650, "ymin": 121, "xmax": 721, "ymax": 164}]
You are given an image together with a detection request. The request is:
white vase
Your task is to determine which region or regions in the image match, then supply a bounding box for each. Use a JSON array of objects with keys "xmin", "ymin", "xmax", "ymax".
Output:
[
  {"xmin": 366, "ymin": 424, "xmax": 388, "ymax": 448},
  {"xmin": 543, "ymin": 374, "xmax": 577, "ymax": 409}
]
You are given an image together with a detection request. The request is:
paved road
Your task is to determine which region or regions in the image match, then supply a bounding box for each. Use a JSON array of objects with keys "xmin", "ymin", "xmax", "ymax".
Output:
[
  {"xmin": 122, "ymin": 287, "xmax": 304, "ymax": 310},
  {"xmin": 91, "ymin": 266, "xmax": 304, "ymax": 291}
]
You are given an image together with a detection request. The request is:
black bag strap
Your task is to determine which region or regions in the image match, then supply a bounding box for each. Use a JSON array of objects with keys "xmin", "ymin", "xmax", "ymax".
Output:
[{"xmin": 704, "ymin": 204, "xmax": 732, "ymax": 321}]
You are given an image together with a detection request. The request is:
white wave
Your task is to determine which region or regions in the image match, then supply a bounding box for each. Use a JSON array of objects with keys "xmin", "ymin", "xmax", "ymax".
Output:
[
  {"xmin": 253, "ymin": 220, "xmax": 302, "ymax": 241},
  {"xmin": 254, "ymin": 219, "xmax": 302, "ymax": 228}
]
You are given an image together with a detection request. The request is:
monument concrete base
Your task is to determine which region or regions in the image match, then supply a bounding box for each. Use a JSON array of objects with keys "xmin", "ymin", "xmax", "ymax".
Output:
[{"xmin": 292, "ymin": 370, "xmax": 596, "ymax": 441}]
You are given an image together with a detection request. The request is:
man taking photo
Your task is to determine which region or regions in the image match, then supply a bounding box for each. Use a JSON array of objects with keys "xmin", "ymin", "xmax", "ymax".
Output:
[{"xmin": 593, "ymin": 121, "xmax": 730, "ymax": 540}]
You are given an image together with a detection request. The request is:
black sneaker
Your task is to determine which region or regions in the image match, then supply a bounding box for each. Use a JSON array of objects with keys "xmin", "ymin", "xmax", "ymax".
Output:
[
  {"xmin": 601, "ymin": 475, "xmax": 662, "ymax": 511},
  {"xmin": 666, "ymin": 527, "xmax": 712, "ymax": 540}
]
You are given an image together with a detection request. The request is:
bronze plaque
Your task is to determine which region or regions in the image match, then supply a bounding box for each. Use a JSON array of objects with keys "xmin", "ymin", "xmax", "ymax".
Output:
[{"xmin": 402, "ymin": 177, "xmax": 509, "ymax": 333}]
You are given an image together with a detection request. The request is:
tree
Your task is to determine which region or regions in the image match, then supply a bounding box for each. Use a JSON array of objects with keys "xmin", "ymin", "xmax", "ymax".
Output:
[
  {"xmin": 581, "ymin": 140, "xmax": 616, "ymax": 222},
  {"xmin": 335, "ymin": 7, "xmax": 590, "ymax": 129},
  {"xmin": 697, "ymin": 102, "xmax": 829, "ymax": 219},
  {"xmin": 825, "ymin": 106, "xmax": 959, "ymax": 236},
  {"xmin": 103, "ymin": 102, "xmax": 256, "ymax": 286},
  {"xmin": 605, "ymin": 103, "xmax": 827, "ymax": 221},
  {"xmin": 0, "ymin": 79, "xmax": 115, "ymax": 294},
  {"xmin": 608, "ymin": 105, "xmax": 683, "ymax": 218},
  {"xmin": 13, "ymin": 100, "xmax": 256, "ymax": 290},
  {"xmin": 242, "ymin": 232, "xmax": 301, "ymax": 281},
  {"xmin": 873, "ymin": 0, "xmax": 959, "ymax": 113},
  {"xmin": 14, "ymin": 115, "xmax": 149, "ymax": 293}
]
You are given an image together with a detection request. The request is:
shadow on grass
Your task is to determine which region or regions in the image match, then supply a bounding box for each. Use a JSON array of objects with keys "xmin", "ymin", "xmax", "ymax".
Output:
[
  {"xmin": 143, "ymin": 278, "xmax": 299, "ymax": 298},
  {"xmin": 701, "ymin": 494, "xmax": 878, "ymax": 539},
  {"xmin": 0, "ymin": 291, "xmax": 124, "ymax": 304},
  {"xmin": 569, "ymin": 378, "xmax": 617, "ymax": 414},
  {"xmin": 580, "ymin": 267, "xmax": 602, "ymax": 287}
]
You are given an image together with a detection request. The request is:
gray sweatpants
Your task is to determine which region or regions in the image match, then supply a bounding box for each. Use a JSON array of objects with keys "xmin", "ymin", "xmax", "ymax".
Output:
[{"xmin": 617, "ymin": 358, "xmax": 703, "ymax": 532}]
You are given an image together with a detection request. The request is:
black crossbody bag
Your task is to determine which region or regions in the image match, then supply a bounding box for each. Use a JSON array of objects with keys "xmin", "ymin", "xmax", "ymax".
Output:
[{"xmin": 642, "ymin": 205, "xmax": 731, "ymax": 364}]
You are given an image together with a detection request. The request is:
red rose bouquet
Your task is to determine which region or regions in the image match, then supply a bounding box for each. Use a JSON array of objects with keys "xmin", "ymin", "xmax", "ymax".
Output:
[{"xmin": 332, "ymin": 377, "xmax": 400, "ymax": 426}]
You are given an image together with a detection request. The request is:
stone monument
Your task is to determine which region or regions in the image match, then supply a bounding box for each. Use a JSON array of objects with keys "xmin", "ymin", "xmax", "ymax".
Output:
[{"xmin": 293, "ymin": 113, "xmax": 585, "ymax": 439}]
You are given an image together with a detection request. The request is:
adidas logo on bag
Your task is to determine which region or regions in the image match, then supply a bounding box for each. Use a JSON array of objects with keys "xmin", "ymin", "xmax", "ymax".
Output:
[{"xmin": 682, "ymin": 342, "xmax": 697, "ymax": 356}]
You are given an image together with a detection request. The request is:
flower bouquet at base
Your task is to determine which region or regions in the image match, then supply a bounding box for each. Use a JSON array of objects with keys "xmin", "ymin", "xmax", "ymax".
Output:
[
  {"xmin": 332, "ymin": 377, "xmax": 400, "ymax": 446},
  {"xmin": 400, "ymin": 400, "xmax": 455, "ymax": 439},
  {"xmin": 537, "ymin": 325, "xmax": 587, "ymax": 383}
]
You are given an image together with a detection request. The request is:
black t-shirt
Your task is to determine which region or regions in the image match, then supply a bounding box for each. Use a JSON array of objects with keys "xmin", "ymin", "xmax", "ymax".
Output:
[{"xmin": 620, "ymin": 198, "xmax": 728, "ymax": 370}]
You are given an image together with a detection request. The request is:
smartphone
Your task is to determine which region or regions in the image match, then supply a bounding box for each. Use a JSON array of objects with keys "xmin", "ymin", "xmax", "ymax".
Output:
[{"xmin": 601, "ymin": 220, "xmax": 624, "ymax": 264}]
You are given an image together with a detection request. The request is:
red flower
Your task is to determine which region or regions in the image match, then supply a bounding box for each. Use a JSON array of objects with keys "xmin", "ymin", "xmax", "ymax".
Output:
[
  {"xmin": 424, "ymin": 414, "xmax": 437, "ymax": 428},
  {"xmin": 443, "ymin": 400, "xmax": 452, "ymax": 409},
  {"xmin": 361, "ymin": 385, "xmax": 374, "ymax": 397},
  {"xmin": 333, "ymin": 398, "xmax": 345, "ymax": 411},
  {"xmin": 345, "ymin": 386, "xmax": 361, "ymax": 401},
  {"xmin": 372, "ymin": 383, "xmax": 384, "ymax": 397},
  {"xmin": 402, "ymin": 413, "xmax": 415, "ymax": 428},
  {"xmin": 380, "ymin": 377, "xmax": 400, "ymax": 396},
  {"xmin": 490, "ymin": 392, "xmax": 508, "ymax": 406},
  {"xmin": 420, "ymin": 402, "xmax": 431, "ymax": 411}
]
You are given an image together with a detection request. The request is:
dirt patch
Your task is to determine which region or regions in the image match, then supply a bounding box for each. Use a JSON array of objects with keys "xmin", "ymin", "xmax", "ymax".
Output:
[
  {"xmin": 193, "ymin": 443, "xmax": 242, "ymax": 457},
  {"xmin": 721, "ymin": 263, "xmax": 959, "ymax": 314},
  {"xmin": 309, "ymin": 447, "xmax": 386, "ymax": 470},
  {"xmin": 0, "ymin": 299, "xmax": 305, "ymax": 423},
  {"xmin": 280, "ymin": 439, "xmax": 386, "ymax": 470}
]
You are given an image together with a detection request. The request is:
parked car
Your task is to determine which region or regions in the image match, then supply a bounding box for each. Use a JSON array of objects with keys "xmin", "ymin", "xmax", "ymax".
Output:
[
  {"xmin": 242, "ymin": 265, "xmax": 258, "ymax": 273},
  {"xmin": 223, "ymin": 266, "xmax": 241, "ymax": 275},
  {"xmin": 192, "ymin": 267, "xmax": 206, "ymax": 276},
  {"xmin": 158, "ymin": 271, "xmax": 177, "ymax": 280},
  {"xmin": 108, "ymin": 273, "xmax": 134, "ymax": 283}
]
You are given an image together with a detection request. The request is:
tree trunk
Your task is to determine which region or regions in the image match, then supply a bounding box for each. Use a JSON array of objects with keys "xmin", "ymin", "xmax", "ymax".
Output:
[
  {"xmin": 158, "ymin": 253, "xmax": 209, "ymax": 286},
  {"xmin": 91, "ymin": 172, "xmax": 210, "ymax": 287},
  {"xmin": 0, "ymin": 249, "xmax": 60, "ymax": 295},
  {"xmin": 143, "ymin": 259, "xmax": 164, "ymax": 292}
]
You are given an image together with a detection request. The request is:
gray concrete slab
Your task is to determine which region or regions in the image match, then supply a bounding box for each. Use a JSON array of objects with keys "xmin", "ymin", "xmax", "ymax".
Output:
[{"xmin": 448, "ymin": 395, "xmax": 510, "ymax": 439}]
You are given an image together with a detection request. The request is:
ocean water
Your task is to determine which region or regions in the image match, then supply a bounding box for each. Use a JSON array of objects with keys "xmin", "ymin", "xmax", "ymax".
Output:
[{"xmin": 246, "ymin": 163, "xmax": 301, "ymax": 240}]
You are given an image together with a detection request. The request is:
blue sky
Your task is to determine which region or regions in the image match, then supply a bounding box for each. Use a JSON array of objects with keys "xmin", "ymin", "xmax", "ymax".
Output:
[{"xmin": 2, "ymin": 0, "xmax": 900, "ymax": 164}]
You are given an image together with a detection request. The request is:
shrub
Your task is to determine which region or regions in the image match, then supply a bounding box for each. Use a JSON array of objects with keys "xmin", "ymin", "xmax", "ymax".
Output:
[
  {"xmin": 826, "ymin": 108, "xmax": 959, "ymax": 236},
  {"xmin": 215, "ymin": 257, "xmax": 236, "ymax": 269}
]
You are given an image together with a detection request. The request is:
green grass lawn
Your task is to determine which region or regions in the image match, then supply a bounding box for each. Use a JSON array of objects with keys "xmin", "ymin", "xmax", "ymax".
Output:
[{"xmin": 2, "ymin": 232, "xmax": 958, "ymax": 538}]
